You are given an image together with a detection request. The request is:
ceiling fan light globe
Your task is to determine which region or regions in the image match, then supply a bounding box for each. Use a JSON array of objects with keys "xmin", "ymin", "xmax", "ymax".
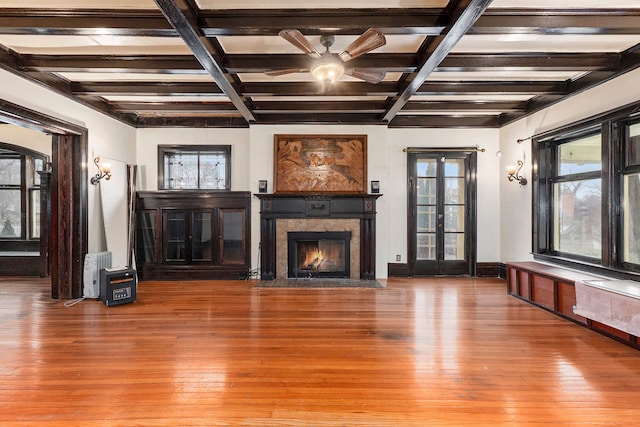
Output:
[{"xmin": 311, "ymin": 62, "xmax": 344, "ymax": 84}]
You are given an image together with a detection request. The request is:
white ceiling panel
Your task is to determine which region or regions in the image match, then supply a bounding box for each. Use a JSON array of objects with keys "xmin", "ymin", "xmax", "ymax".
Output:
[
  {"xmin": 0, "ymin": 0, "xmax": 158, "ymax": 8},
  {"xmin": 57, "ymin": 72, "xmax": 213, "ymax": 82},
  {"xmin": 489, "ymin": 0, "xmax": 640, "ymax": 9},
  {"xmin": 428, "ymin": 71, "xmax": 584, "ymax": 81},
  {"xmin": 196, "ymin": 0, "xmax": 448, "ymax": 9},
  {"xmin": 454, "ymin": 34, "xmax": 640, "ymax": 54},
  {"xmin": 0, "ymin": 35, "xmax": 190, "ymax": 55}
]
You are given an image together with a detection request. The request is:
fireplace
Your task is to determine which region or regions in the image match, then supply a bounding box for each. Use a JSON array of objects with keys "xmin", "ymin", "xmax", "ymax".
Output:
[
  {"xmin": 256, "ymin": 194, "xmax": 381, "ymax": 280},
  {"xmin": 288, "ymin": 231, "xmax": 351, "ymax": 278}
]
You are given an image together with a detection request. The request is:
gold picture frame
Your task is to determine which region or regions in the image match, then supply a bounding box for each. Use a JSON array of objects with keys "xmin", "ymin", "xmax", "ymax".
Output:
[{"xmin": 274, "ymin": 134, "xmax": 368, "ymax": 194}]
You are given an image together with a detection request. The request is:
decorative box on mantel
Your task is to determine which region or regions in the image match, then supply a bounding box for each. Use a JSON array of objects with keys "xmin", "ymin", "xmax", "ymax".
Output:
[{"xmin": 255, "ymin": 193, "xmax": 381, "ymax": 281}]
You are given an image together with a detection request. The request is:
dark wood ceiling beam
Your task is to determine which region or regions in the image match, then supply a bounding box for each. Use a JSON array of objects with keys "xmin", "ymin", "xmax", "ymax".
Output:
[
  {"xmin": 20, "ymin": 55, "xmax": 204, "ymax": 74},
  {"xmin": 70, "ymin": 82, "xmax": 224, "ymax": 96},
  {"xmin": 224, "ymin": 54, "xmax": 418, "ymax": 74},
  {"xmin": 472, "ymin": 9, "xmax": 640, "ymax": 35},
  {"xmin": 0, "ymin": 9, "xmax": 175, "ymax": 36},
  {"xmin": 241, "ymin": 82, "xmax": 398, "ymax": 97},
  {"xmin": 389, "ymin": 114, "xmax": 500, "ymax": 128},
  {"xmin": 438, "ymin": 53, "xmax": 621, "ymax": 72},
  {"xmin": 383, "ymin": 0, "xmax": 495, "ymax": 122},
  {"xmin": 18, "ymin": 52, "xmax": 620, "ymax": 75},
  {"xmin": 253, "ymin": 101, "xmax": 386, "ymax": 113},
  {"xmin": 403, "ymin": 100, "xmax": 527, "ymax": 112},
  {"xmin": 416, "ymin": 81, "xmax": 567, "ymax": 95},
  {"xmin": 199, "ymin": 9, "xmax": 445, "ymax": 36},
  {"xmin": 252, "ymin": 113, "xmax": 386, "ymax": 124},
  {"xmin": 153, "ymin": 0, "xmax": 254, "ymax": 122},
  {"xmin": 136, "ymin": 116, "xmax": 249, "ymax": 128},
  {"xmin": 110, "ymin": 101, "xmax": 237, "ymax": 112}
]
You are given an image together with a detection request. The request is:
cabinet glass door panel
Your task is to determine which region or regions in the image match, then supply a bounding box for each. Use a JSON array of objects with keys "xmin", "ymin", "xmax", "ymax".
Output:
[
  {"xmin": 220, "ymin": 209, "xmax": 245, "ymax": 265},
  {"xmin": 165, "ymin": 211, "xmax": 186, "ymax": 261},
  {"xmin": 136, "ymin": 210, "xmax": 156, "ymax": 263},
  {"xmin": 191, "ymin": 212, "xmax": 213, "ymax": 261}
]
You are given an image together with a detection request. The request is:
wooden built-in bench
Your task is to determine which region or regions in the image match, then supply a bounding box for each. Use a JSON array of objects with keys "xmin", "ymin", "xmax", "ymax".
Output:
[{"xmin": 506, "ymin": 261, "xmax": 639, "ymax": 349}]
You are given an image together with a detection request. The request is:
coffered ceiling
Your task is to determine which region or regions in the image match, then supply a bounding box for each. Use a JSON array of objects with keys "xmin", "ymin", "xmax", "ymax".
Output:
[{"xmin": 0, "ymin": 0, "xmax": 639, "ymax": 128}]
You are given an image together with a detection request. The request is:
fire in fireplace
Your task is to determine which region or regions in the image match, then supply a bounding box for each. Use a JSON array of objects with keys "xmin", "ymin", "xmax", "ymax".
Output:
[{"xmin": 287, "ymin": 231, "xmax": 351, "ymax": 278}]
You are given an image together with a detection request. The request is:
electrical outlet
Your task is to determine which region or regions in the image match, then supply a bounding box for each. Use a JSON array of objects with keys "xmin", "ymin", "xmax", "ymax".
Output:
[{"xmin": 396, "ymin": 254, "xmax": 401, "ymax": 262}]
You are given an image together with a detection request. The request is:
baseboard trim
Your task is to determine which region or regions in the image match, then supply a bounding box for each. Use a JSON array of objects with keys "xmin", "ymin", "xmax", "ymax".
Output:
[{"xmin": 387, "ymin": 262, "xmax": 506, "ymax": 278}]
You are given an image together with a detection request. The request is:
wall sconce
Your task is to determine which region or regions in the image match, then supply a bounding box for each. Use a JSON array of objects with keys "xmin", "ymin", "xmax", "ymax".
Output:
[
  {"xmin": 90, "ymin": 156, "xmax": 111, "ymax": 185},
  {"xmin": 506, "ymin": 160, "xmax": 527, "ymax": 186}
]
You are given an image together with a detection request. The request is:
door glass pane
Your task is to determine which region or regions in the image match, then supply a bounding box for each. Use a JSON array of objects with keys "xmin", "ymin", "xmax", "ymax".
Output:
[
  {"xmin": 553, "ymin": 178, "xmax": 602, "ymax": 259},
  {"xmin": 417, "ymin": 233, "xmax": 435, "ymax": 260},
  {"xmin": 417, "ymin": 205, "xmax": 436, "ymax": 232},
  {"xmin": 221, "ymin": 210, "xmax": 244, "ymax": 264},
  {"xmin": 558, "ymin": 134, "xmax": 601, "ymax": 175},
  {"xmin": 627, "ymin": 122, "xmax": 640, "ymax": 167},
  {"xmin": 623, "ymin": 173, "xmax": 640, "ymax": 264},
  {"xmin": 417, "ymin": 178, "xmax": 436, "ymax": 205},
  {"xmin": 166, "ymin": 211, "xmax": 186, "ymax": 261},
  {"xmin": 444, "ymin": 159, "xmax": 464, "ymax": 177},
  {"xmin": 192, "ymin": 212, "xmax": 212, "ymax": 261},
  {"xmin": 444, "ymin": 233, "xmax": 465, "ymax": 260},
  {"xmin": 444, "ymin": 205, "xmax": 464, "ymax": 232},
  {"xmin": 0, "ymin": 189, "xmax": 21, "ymax": 238},
  {"xmin": 417, "ymin": 159, "xmax": 437, "ymax": 177},
  {"xmin": 137, "ymin": 211, "xmax": 156, "ymax": 263},
  {"xmin": 445, "ymin": 178, "xmax": 464, "ymax": 204}
]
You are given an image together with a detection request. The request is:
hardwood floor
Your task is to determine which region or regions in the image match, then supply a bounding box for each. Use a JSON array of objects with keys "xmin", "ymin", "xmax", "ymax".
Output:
[{"xmin": 1, "ymin": 276, "xmax": 639, "ymax": 426}]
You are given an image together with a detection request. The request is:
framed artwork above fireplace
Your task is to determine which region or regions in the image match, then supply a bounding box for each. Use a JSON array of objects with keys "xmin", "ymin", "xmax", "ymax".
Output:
[{"xmin": 274, "ymin": 134, "xmax": 367, "ymax": 194}]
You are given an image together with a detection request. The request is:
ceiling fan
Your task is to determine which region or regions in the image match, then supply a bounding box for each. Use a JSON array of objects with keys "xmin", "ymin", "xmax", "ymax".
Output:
[{"xmin": 266, "ymin": 28, "xmax": 387, "ymax": 84}]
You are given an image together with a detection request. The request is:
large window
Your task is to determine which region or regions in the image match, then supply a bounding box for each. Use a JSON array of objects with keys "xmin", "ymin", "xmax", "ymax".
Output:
[
  {"xmin": 158, "ymin": 145, "xmax": 231, "ymax": 190},
  {"xmin": 534, "ymin": 104, "xmax": 640, "ymax": 278},
  {"xmin": 0, "ymin": 146, "xmax": 45, "ymax": 241}
]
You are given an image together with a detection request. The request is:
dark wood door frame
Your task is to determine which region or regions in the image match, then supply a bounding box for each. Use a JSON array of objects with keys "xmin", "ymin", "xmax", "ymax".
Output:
[
  {"xmin": 406, "ymin": 148, "xmax": 478, "ymax": 276},
  {"xmin": 0, "ymin": 99, "xmax": 88, "ymax": 299}
]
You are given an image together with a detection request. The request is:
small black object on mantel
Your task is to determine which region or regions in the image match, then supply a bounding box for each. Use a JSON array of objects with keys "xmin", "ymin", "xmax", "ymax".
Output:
[
  {"xmin": 370, "ymin": 180, "xmax": 380, "ymax": 194},
  {"xmin": 258, "ymin": 180, "xmax": 268, "ymax": 193}
]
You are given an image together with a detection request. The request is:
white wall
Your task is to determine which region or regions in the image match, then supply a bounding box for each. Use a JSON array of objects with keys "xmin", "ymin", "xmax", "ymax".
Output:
[
  {"xmin": 0, "ymin": 68, "xmax": 137, "ymax": 255},
  {"xmin": 137, "ymin": 124, "xmax": 501, "ymax": 278},
  {"xmin": 387, "ymin": 128, "xmax": 501, "ymax": 265},
  {"xmin": 499, "ymin": 67, "xmax": 640, "ymax": 263}
]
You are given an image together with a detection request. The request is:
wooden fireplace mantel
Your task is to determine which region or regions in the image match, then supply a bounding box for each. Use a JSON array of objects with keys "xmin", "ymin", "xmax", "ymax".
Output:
[{"xmin": 255, "ymin": 193, "xmax": 381, "ymax": 280}]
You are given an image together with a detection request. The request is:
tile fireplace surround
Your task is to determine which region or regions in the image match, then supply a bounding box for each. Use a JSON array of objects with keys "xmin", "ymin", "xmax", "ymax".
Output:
[{"xmin": 255, "ymin": 194, "xmax": 381, "ymax": 280}]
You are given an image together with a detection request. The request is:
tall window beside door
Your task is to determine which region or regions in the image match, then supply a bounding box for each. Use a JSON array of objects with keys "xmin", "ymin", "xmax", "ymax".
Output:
[{"xmin": 533, "ymin": 103, "xmax": 640, "ymax": 277}]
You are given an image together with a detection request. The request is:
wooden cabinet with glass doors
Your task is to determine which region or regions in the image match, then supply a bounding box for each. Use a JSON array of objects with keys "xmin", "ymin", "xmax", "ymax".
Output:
[{"xmin": 135, "ymin": 191, "xmax": 250, "ymax": 280}]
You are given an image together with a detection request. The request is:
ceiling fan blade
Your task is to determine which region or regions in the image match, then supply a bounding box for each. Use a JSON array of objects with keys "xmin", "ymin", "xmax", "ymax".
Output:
[
  {"xmin": 338, "ymin": 28, "xmax": 386, "ymax": 62},
  {"xmin": 279, "ymin": 29, "xmax": 321, "ymax": 58},
  {"xmin": 265, "ymin": 68, "xmax": 303, "ymax": 77},
  {"xmin": 345, "ymin": 68, "xmax": 386, "ymax": 84}
]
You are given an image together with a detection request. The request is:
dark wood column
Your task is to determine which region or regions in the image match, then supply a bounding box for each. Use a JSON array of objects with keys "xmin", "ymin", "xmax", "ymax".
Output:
[
  {"xmin": 50, "ymin": 133, "xmax": 88, "ymax": 299},
  {"xmin": 37, "ymin": 167, "xmax": 52, "ymax": 277}
]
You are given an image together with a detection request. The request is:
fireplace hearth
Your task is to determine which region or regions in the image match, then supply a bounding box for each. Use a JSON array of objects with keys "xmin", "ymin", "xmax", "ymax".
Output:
[{"xmin": 288, "ymin": 231, "xmax": 351, "ymax": 278}]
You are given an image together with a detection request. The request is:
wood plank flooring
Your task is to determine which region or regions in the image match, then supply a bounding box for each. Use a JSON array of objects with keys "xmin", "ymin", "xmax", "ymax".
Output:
[{"xmin": 1, "ymin": 276, "xmax": 639, "ymax": 426}]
